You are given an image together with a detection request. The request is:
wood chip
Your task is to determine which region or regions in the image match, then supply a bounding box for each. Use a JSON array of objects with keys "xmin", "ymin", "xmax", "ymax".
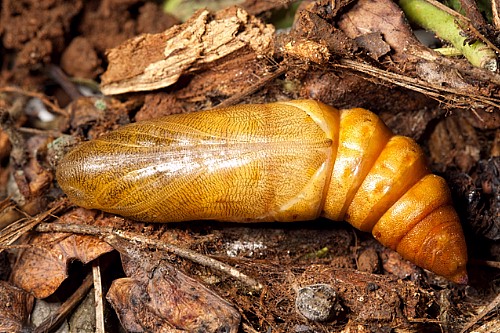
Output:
[{"xmin": 100, "ymin": 7, "xmax": 274, "ymax": 95}]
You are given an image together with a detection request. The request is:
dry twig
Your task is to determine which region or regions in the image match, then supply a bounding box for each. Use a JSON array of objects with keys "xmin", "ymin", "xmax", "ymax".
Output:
[
  {"xmin": 334, "ymin": 59, "xmax": 500, "ymax": 110},
  {"xmin": 216, "ymin": 64, "xmax": 288, "ymax": 108},
  {"xmin": 0, "ymin": 86, "xmax": 67, "ymax": 117},
  {"xmin": 0, "ymin": 201, "xmax": 67, "ymax": 252},
  {"xmin": 35, "ymin": 222, "xmax": 263, "ymax": 291},
  {"xmin": 92, "ymin": 260, "xmax": 105, "ymax": 333},
  {"xmin": 34, "ymin": 273, "xmax": 93, "ymax": 333},
  {"xmin": 460, "ymin": 292, "xmax": 500, "ymax": 333}
]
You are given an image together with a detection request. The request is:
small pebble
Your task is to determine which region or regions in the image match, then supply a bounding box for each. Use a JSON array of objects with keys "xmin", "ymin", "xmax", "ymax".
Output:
[{"xmin": 295, "ymin": 283, "xmax": 343, "ymax": 322}]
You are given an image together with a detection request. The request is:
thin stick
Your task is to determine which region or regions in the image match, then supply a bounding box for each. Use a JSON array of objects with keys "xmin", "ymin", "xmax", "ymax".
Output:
[
  {"xmin": 455, "ymin": 0, "xmax": 489, "ymax": 32},
  {"xmin": 334, "ymin": 59, "xmax": 500, "ymax": 109},
  {"xmin": 492, "ymin": 0, "xmax": 500, "ymax": 30},
  {"xmin": 460, "ymin": 292, "xmax": 500, "ymax": 333},
  {"xmin": 0, "ymin": 86, "xmax": 67, "ymax": 117},
  {"xmin": 93, "ymin": 260, "xmax": 105, "ymax": 333},
  {"xmin": 34, "ymin": 273, "xmax": 93, "ymax": 333},
  {"xmin": 469, "ymin": 258, "xmax": 500, "ymax": 269},
  {"xmin": 47, "ymin": 65, "xmax": 83, "ymax": 101},
  {"xmin": 17, "ymin": 127, "xmax": 61, "ymax": 136},
  {"xmin": 35, "ymin": 222, "xmax": 263, "ymax": 291},
  {"xmin": 0, "ymin": 202, "xmax": 67, "ymax": 252}
]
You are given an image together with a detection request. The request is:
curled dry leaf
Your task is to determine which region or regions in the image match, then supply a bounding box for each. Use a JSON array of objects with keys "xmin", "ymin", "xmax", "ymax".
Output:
[
  {"xmin": 11, "ymin": 208, "xmax": 114, "ymax": 299},
  {"xmin": 100, "ymin": 6, "xmax": 274, "ymax": 95},
  {"xmin": 0, "ymin": 281, "xmax": 34, "ymax": 332},
  {"xmin": 107, "ymin": 249, "xmax": 241, "ymax": 333},
  {"xmin": 338, "ymin": 0, "xmax": 424, "ymax": 63},
  {"xmin": 0, "ymin": 118, "xmax": 55, "ymax": 227}
]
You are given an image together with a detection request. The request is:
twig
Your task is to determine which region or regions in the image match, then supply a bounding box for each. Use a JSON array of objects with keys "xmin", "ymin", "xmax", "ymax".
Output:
[
  {"xmin": 47, "ymin": 65, "xmax": 83, "ymax": 101},
  {"xmin": 242, "ymin": 322, "xmax": 261, "ymax": 333},
  {"xmin": 0, "ymin": 86, "xmax": 67, "ymax": 117},
  {"xmin": 469, "ymin": 258, "xmax": 500, "ymax": 270},
  {"xmin": 34, "ymin": 272, "xmax": 93, "ymax": 333},
  {"xmin": 492, "ymin": 0, "xmax": 500, "ymax": 30},
  {"xmin": 449, "ymin": 0, "xmax": 489, "ymax": 32},
  {"xmin": 334, "ymin": 59, "xmax": 500, "ymax": 109},
  {"xmin": 460, "ymin": 292, "xmax": 500, "ymax": 333},
  {"xmin": 92, "ymin": 260, "xmax": 105, "ymax": 333},
  {"xmin": 0, "ymin": 201, "xmax": 67, "ymax": 252},
  {"xmin": 35, "ymin": 222, "xmax": 263, "ymax": 291},
  {"xmin": 17, "ymin": 127, "xmax": 61, "ymax": 137}
]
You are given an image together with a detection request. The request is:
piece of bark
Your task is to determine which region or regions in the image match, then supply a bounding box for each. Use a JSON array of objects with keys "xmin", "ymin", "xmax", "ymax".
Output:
[
  {"xmin": 101, "ymin": 7, "xmax": 274, "ymax": 95},
  {"xmin": 289, "ymin": 9, "xmax": 359, "ymax": 59}
]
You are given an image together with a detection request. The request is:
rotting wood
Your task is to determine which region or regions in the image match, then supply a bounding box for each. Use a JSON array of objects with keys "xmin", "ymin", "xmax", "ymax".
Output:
[{"xmin": 101, "ymin": 7, "xmax": 274, "ymax": 95}]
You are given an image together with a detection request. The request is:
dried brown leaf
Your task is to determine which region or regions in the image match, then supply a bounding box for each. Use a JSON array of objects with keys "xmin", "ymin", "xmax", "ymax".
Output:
[
  {"xmin": 11, "ymin": 208, "xmax": 114, "ymax": 298},
  {"xmin": 107, "ymin": 248, "xmax": 241, "ymax": 332},
  {"xmin": 354, "ymin": 32, "xmax": 391, "ymax": 59},
  {"xmin": 0, "ymin": 281, "xmax": 34, "ymax": 332},
  {"xmin": 338, "ymin": 0, "xmax": 420, "ymax": 61}
]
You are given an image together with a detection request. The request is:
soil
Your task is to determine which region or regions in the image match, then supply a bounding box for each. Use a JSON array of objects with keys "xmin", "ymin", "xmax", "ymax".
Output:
[{"xmin": 0, "ymin": 0, "xmax": 499, "ymax": 333}]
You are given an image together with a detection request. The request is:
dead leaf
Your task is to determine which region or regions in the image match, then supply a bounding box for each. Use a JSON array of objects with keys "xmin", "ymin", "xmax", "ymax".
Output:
[
  {"xmin": 0, "ymin": 281, "xmax": 34, "ymax": 332},
  {"xmin": 107, "ymin": 246, "xmax": 241, "ymax": 333},
  {"xmin": 338, "ymin": 0, "xmax": 422, "ymax": 62},
  {"xmin": 354, "ymin": 32, "xmax": 390, "ymax": 59},
  {"xmin": 11, "ymin": 208, "xmax": 114, "ymax": 298}
]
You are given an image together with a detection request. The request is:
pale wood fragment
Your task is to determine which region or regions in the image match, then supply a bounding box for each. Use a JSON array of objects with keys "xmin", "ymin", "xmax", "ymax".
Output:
[{"xmin": 101, "ymin": 7, "xmax": 274, "ymax": 95}]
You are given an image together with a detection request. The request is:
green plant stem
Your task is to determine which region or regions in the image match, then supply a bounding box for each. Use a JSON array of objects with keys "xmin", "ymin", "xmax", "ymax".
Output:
[
  {"xmin": 434, "ymin": 47, "xmax": 462, "ymax": 56},
  {"xmin": 399, "ymin": 0, "xmax": 497, "ymax": 71}
]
